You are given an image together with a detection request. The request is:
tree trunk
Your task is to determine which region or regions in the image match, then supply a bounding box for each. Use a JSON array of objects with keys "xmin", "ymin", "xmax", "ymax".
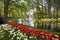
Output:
[
  {"xmin": 0, "ymin": 2, "xmax": 2, "ymax": 17},
  {"xmin": 47, "ymin": 0, "xmax": 52, "ymax": 18},
  {"xmin": 4, "ymin": 0, "xmax": 10, "ymax": 23},
  {"xmin": 0, "ymin": 9, "xmax": 1, "ymax": 17}
]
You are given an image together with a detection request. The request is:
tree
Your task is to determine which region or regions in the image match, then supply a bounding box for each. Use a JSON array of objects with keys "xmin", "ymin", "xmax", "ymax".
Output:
[
  {"xmin": 4, "ymin": 0, "xmax": 11, "ymax": 23},
  {"xmin": 3, "ymin": 0, "xmax": 30, "ymax": 23}
]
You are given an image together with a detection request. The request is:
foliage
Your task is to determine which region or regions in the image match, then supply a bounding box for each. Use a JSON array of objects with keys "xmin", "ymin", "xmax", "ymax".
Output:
[{"xmin": 33, "ymin": 11, "xmax": 47, "ymax": 25}]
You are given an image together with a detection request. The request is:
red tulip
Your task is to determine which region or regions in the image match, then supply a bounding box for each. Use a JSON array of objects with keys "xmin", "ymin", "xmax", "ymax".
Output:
[
  {"xmin": 26, "ymin": 28, "xmax": 32, "ymax": 33},
  {"xmin": 47, "ymin": 33, "xmax": 55, "ymax": 40},
  {"xmin": 31, "ymin": 30, "xmax": 37, "ymax": 36},
  {"xmin": 59, "ymin": 35, "xmax": 60, "ymax": 40},
  {"xmin": 37, "ymin": 30, "xmax": 42, "ymax": 36},
  {"xmin": 8, "ymin": 23, "xmax": 19, "ymax": 28},
  {"xmin": 43, "ymin": 32, "xmax": 48, "ymax": 40}
]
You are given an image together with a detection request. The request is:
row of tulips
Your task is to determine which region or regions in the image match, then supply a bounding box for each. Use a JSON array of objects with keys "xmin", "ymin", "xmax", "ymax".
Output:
[{"xmin": 8, "ymin": 23, "xmax": 60, "ymax": 40}]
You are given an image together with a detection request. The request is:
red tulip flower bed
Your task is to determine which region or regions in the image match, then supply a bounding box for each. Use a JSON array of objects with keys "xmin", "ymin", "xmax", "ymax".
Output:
[{"xmin": 8, "ymin": 23, "xmax": 60, "ymax": 40}]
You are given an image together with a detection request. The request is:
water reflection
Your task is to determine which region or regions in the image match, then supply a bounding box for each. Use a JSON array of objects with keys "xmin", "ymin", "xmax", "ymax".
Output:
[
  {"xmin": 17, "ymin": 17, "xmax": 34, "ymax": 27},
  {"xmin": 28, "ymin": 17, "xmax": 34, "ymax": 27}
]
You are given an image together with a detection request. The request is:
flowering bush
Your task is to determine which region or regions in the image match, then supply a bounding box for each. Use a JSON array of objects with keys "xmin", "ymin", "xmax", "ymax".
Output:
[
  {"xmin": 0, "ymin": 24, "xmax": 29, "ymax": 40},
  {"xmin": 0, "ymin": 23, "xmax": 59, "ymax": 40}
]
